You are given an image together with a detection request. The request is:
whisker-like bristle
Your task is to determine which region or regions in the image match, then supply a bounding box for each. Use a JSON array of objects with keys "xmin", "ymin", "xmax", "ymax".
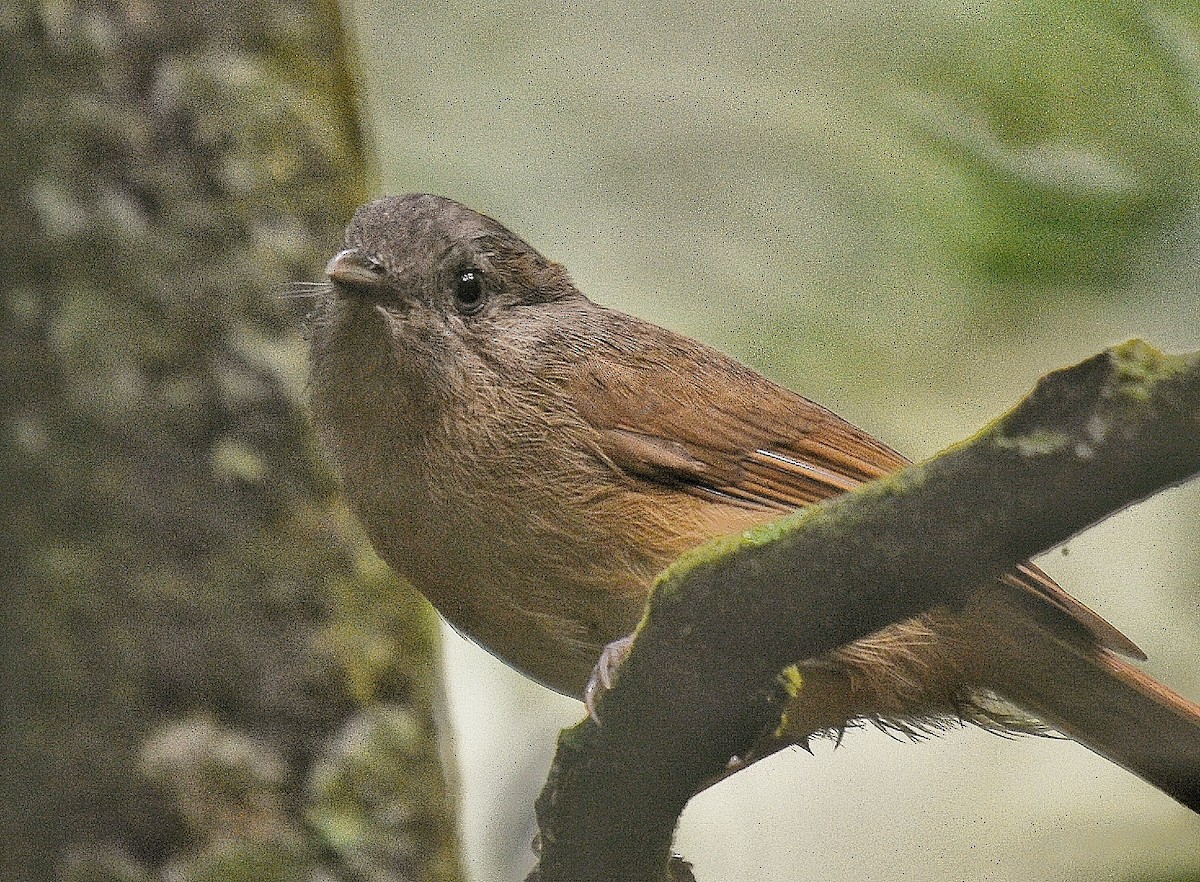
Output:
[{"xmin": 276, "ymin": 281, "xmax": 333, "ymax": 301}]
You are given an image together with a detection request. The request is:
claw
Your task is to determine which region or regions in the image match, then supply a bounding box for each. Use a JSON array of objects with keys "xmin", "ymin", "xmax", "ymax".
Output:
[
  {"xmin": 583, "ymin": 673, "xmax": 602, "ymax": 723},
  {"xmin": 584, "ymin": 633, "xmax": 636, "ymax": 723}
]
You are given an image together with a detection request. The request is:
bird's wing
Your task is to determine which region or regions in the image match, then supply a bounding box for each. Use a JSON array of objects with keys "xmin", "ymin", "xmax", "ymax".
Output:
[{"xmin": 569, "ymin": 350, "xmax": 1144, "ymax": 659}]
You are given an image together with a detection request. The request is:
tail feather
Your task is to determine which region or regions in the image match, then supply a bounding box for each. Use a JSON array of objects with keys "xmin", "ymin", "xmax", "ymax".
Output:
[
  {"xmin": 718, "ymin": 591, "xmax": 1200, "ymax": 811},
  {"xmin": 738, "ymin": 596, "xmax": 1200, "ymax": 812},
  {"xmin": 980, "ymin": 616, "xmax": 1200, "ymax": 812}
]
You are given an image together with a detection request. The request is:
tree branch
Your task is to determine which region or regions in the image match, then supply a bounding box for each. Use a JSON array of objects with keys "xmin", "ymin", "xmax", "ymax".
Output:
[{"xmin": 527, "ymin": 339, "xmax": 1200, "ymax": 882}]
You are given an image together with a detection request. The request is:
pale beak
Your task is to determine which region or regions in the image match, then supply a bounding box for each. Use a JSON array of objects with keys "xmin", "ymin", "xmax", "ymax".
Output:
[{"xmin": 325, "ymin": 249, "xmax": 387, "ymax": 296}]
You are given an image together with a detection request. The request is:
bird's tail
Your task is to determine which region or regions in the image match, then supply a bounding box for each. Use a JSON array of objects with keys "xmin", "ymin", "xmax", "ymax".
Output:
[
  {"xmin": 977, "ymin": 610, "xmax": 1200, "ymax": 812},
  {"xmin": 756, "ymin": 593, "xmax": 1200, "ymax": 812}
]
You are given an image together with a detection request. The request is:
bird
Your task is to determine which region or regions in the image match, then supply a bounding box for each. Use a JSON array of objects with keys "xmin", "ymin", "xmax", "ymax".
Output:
[{"xmin": 307, "ymin": 193, "xmax": 1200, "ymax": 811}]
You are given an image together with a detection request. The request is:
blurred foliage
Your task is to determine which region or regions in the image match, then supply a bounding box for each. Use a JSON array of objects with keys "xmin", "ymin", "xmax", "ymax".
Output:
[
  {"xmin": 1, "ymin": 2, "xmax": 461, "ymax": 881},
  {"xmin": 897, "ymin": 0, "xmax": 1200, "ymax": 292}
]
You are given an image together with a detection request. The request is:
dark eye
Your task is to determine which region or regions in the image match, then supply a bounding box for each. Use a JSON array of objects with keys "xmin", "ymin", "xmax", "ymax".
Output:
[{"xmin": 454, "ymin": 269, "xmax": 485, "ymax": 313}]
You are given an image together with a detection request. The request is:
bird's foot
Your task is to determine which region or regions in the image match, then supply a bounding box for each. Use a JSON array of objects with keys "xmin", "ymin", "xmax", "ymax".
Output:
[{"xmin": 584, "ymin": 633, "xmax": 635, "ymax": 723}]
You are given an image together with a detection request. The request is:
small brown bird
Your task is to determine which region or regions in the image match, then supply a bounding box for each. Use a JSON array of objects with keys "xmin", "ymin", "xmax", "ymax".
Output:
[{"xmin": 308, "ymin": 193, "xmax": 1200, "ymax": 811}]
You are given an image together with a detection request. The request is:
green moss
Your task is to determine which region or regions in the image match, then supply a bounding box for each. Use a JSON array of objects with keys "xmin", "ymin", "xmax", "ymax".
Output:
[
  {"xmin": 777, "ymin": 665, "xmax": 805, "ymax": 699},
  {"xmin": 994, "ymin": 427, "xmax": 1074, "ymax": 456},
  {"xmin": 1108, "ymin": 338, "xmax": 1197, "ymax": 403},
  {"xmin": 651, "ymin": 506, "xmax": 827, "ymax": 602},
  {"xmin": 166, "ymin": 839, "xmax": 312, "ymax": 882},
  {"xmin": 772, "ymin": 667, "xmax": 808, "ymax": 740},
  {"xmin": 210, "ymin": 437, "xmax": 267, "ymax": 483},
  {"xmin": 305, "ymin": 706, "xmax": 458, "ymax": 880}
]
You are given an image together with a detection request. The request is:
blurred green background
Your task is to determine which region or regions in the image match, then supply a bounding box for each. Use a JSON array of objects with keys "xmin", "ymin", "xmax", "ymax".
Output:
[
  {"xmin": 5, "ymin": 1, "xmax": 1200, "ymax": 881},
  {"xmin": 346, "ymin": 0, "xmax": 1200, "ymax": 880}
]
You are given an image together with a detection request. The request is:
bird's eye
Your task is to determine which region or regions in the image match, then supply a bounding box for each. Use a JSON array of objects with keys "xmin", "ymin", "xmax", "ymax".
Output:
[{"xmin": 454, "ymin": 269, "xmax": 485, "ymax": 313}]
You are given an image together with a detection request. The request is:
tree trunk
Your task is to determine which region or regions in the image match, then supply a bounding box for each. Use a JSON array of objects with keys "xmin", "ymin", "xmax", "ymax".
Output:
[{"xmin": 0, "ymin": 3, "xmax": 463, "ymax": 880}]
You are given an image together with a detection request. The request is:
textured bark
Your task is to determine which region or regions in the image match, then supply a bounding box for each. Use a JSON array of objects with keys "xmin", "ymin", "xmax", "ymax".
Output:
[
  {"xmin": 529, "ymin": 341, "xmax": 1200, "ymax": 882},
  {"xmin": 1, "ymin": 3, "xmax": 462, "ymax": 881}
]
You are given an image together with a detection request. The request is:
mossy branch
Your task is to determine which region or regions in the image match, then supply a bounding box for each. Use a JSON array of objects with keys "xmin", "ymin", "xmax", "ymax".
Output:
[{"xmin": 526, "ymin": 339, "xmax": 1200, "ymax": 882}]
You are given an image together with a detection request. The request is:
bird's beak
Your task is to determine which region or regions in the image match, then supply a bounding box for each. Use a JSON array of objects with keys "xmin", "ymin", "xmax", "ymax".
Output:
[{"xmin": 325, "ymin": 249, "xmax": 387, "ymax": 297}]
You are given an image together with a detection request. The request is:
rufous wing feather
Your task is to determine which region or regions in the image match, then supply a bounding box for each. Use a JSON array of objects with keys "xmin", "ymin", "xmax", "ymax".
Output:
[{"xmin": 571, "ymin": 350, "xmax": 1141, "ymax": 657}]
